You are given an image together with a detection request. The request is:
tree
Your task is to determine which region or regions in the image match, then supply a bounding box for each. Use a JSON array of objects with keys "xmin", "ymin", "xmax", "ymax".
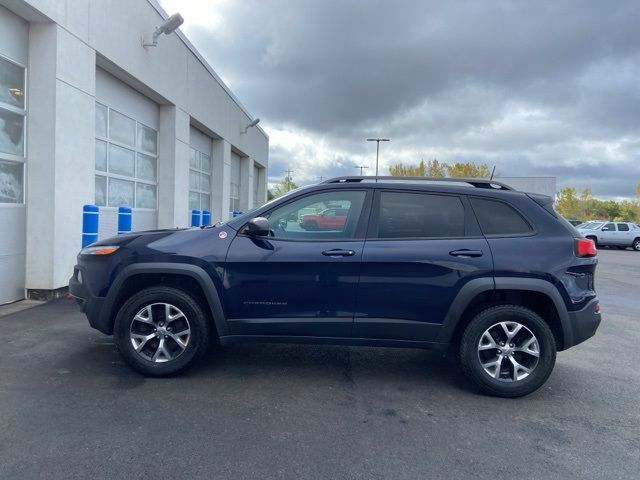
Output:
[
  {"xmin": 446, "ymin": 162, "xmax": 492, "ymax": 178},
  {"xmin": 555, "ymin": 187, "xmax": 580, "ymax": 219},
  {"xmin": 388, "ymin": 159, "xmax": 491, "ymax": 178},
  {"xmin": 271, "ymin": 176, "xmax": 299, "ymax": 198},
  {"xmin": 555, "ymin": 185, "xmax": 640, "ymax": 222}
]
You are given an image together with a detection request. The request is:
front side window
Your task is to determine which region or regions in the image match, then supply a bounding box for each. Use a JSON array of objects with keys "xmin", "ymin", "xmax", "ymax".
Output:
[
  {"xmin": 470, "ymin": 197, "xmax": 533, "ymax": 236},
  {"xmin": 94, "ymin": 102, "xmax": 157, "ymax": 209},
  {"xmin": 603, "ymin": 223, "xmax": 616, "ymax": 231},
  {"xmin": 263, "ymin": 190, "xmax": 367, "ymax": 240},
  {"xmin": 374, "ymin": 191, "xmax": 465, "ymax": 239},
  {"xmin": 0, "ymin": 55, "xmax": 26, "ymax": 204}
]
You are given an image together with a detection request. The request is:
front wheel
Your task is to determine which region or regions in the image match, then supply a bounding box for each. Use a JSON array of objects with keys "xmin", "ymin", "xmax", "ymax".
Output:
[
  {"xmin": 459, "ymin": 305, "xmax": 557, "ymax": 397},
  {"xmin": 303, "ymin": 221, "xmax": 319, "ymax": 231},
  {"xmin": 114, "ymin": 286, "xmax": 211, "ymax": 376}
]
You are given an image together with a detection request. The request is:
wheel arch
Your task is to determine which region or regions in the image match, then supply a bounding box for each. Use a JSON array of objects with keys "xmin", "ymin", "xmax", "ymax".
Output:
[
  {"xmin": 438, "ymin": 277, "xmax": 572, "ymax": 350},
  {"xmin": 100, "ymin": 263, "xmax": 228, "ymax": 337}
]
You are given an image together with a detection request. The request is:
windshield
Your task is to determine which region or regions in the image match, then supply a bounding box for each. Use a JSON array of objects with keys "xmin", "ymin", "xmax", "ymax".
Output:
[{"xmin": 577, "ymin": 222, "xmax": 604, "ymax": 229}]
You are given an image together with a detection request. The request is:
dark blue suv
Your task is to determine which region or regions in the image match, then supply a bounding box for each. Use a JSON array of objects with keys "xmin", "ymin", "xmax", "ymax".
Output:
[{"xmin": 69, "ymin": 177, "xmax": 601, "ymax": 397}]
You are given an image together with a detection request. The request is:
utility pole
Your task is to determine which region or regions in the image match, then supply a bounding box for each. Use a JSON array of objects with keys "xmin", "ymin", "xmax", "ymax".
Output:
[
  {"xmin": 366, "ymin": 138, "xmax": 390, "ymax": 177},
  {"xmin": 355, "ymin": 165, "xmax": 369, "ymax": 176},
  {"xmin": 283, "ymin": 169, "xmax": 294, "ymax": 193},
  {"xmin": 318, "ymin": 176, "xmax": 325, "ymax": 182},
  {"xmin": 284, "ymin": 169, "xmax": 294, "ymax": 181}
]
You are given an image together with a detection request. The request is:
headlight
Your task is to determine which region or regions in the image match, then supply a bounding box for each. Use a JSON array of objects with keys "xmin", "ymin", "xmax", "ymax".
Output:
[{"xmin": 80, "ymin": 246, "xmax": 120, "ymax": 256}]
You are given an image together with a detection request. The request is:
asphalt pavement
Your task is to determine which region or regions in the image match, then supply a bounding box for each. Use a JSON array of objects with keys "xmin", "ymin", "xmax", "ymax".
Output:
[{"xmin": 1, "ymin": 249, "xmax": 638, "ymax": 479}]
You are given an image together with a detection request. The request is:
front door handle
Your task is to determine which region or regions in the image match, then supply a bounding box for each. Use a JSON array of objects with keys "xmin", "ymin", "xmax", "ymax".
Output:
[
  {"xmin": 449, "ymin": 249, "xmax": 483, "ymax": 258},
  {"xmin": 322, "ymin": 249, "xmax": 356, "ymax": 257}
]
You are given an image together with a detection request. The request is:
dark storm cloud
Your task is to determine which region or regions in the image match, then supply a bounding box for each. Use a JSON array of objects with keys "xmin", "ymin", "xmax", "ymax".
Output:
[{"xmin": 167, "ymin": 0, "xmax": 640, "ymax": 197}]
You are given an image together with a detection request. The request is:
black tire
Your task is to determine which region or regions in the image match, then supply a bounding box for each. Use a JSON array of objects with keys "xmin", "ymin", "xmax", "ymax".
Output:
[
  {"xmin": 586, "ymin": 236, "xmax": 598, "ymax": 247},
  {"xmin": 459, "ymin": 305, "xmax": 556, "ymax": 398},
  {"xmin": 304, "ymin": 221, "xmax": 318, "ymax": 231},
  {"xmin": 633, "ymin": 238, "xmax": 640, "ymax": 251},
  {"xmin": 114, "ymin": 286, "xmax": 211, "ymax": 377}
]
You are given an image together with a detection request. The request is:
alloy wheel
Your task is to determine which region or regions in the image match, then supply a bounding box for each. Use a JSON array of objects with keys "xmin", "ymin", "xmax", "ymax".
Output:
[
  {"xmin": 129, "ymin": 303, "xmax": 191, "ymax": 363},
  {"xmin": 477, "ymin": 321, "xmax": 540, "ymax": 382}
]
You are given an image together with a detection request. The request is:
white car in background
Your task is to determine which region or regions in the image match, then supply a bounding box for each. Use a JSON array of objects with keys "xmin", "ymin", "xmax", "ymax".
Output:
[{"xmin": 577, "ymin": 221, "xmax": 640, "ymax": 251}]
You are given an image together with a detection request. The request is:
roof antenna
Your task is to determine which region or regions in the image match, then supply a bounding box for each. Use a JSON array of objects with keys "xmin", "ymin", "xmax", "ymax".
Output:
[{"xmin": 490, "ymin": 165, "xmax": 496, "ymax": 180}]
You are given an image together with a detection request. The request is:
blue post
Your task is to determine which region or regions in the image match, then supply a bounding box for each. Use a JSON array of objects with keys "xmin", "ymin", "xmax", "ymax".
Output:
[
  {"xmin": 117, "ymin": 205, "xmax": 132, "ymax": 234},
  {"xmin": 232, "ymin": 210, "xmax": 243, "ymax": 218},
  {"xmin": 202, "ymin": 210, "xmax": 211, "ymax": 226},
  {"xmin": 82, "ymin": 204, "xmax": 99, "ymax": 247},
  {"xmin": 191, "ymin": 209, "xmax": 201, "ymax": 227}
]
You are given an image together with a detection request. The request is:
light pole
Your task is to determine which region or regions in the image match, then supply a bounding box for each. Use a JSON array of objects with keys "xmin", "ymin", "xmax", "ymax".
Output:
[
  {"xmin": 355, "ymin": 165, "xmax": 369, "ymax": 176},
  {"xmin": 366, "ymin": 138, "xmax": 390, "ymax": 177}
]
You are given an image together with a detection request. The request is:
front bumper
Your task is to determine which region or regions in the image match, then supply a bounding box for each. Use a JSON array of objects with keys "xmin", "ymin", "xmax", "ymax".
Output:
[
  {"xmin": 68, "ymin": 266, "xmax": 111, "ymax": 335},
  {"xmin": 565, "ymin": 297, "xmax": 601, "ymax": 348}
]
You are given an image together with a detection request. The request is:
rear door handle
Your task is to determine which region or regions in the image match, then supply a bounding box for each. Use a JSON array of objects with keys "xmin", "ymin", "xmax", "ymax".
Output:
[
  {"xmin": 449, "ymin": 249, "xmax": 483, "ymax": 258},
  {"xmin": 322, "ymin": 249, "xmax": 356, "ymax": 257}
]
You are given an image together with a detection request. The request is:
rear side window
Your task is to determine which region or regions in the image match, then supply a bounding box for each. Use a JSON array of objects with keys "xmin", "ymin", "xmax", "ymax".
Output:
[
  {"xmin": 374, "ymin": 191, "xmax": 465, "ymax": 238},
  {"xmin": 617, "ymin": 223, "xmax": 629, "ymax": 231},
  {"xmin": 470, "ymin": 198, "xmax": 533, "ymax": 236}
]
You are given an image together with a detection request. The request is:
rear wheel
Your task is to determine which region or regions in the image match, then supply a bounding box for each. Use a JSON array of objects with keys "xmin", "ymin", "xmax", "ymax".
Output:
[
  {"xmin": 459, "ymin": 305, "xmax": 556, "ymax": 397},
  {"xmin": 114, "ymin": 286, "xmax": 210, "ymax": 376},
  {"xmin": 633, "ymin": 238, "xmax": 640, "ymax": 251}
]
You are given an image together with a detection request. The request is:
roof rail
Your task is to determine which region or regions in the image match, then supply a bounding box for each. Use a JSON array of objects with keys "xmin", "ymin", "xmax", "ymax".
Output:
[{"xmin": 321, "ymin": 176, "xmax": 514, "ymax": 190}]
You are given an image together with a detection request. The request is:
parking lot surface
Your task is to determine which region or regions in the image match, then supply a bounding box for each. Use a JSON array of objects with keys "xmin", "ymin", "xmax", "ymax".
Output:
[{"xmin": 1, "ymin": 249, "xmax": 639, "ymax": 479}]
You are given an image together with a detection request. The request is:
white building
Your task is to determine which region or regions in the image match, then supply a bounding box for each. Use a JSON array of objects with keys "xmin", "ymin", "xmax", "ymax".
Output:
[
  {"xmin": 497, "ymin": 177, "xmax": 557, "ymax": 198},
  {"xmin": 0, "ymin": 0, "xmax": 269, "ymax": 304}
]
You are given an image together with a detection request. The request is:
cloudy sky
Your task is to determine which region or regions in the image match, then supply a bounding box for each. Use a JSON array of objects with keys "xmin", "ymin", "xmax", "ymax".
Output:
[{"xmin": 159, "ymin": 0, "xmax": 639, "ymax": 198}]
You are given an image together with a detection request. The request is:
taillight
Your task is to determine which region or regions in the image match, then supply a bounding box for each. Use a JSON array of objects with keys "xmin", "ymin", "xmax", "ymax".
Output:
[{"xmin": 575, "ymin": 238, "xmax": 597, "ymax": 257}]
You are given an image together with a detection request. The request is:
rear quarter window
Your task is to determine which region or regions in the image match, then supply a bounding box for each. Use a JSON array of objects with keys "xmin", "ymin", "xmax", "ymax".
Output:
[{"xmin": 470, "ymin": 197, "xmax": 533, "ymax": 236}]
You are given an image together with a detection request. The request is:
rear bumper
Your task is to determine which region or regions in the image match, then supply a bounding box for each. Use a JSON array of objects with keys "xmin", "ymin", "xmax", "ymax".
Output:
[
  {"xmin": 68, "ymin": 267, "xmax": 112, "ymax": 335},
  {"xmin": 565, "ymin": 297, "xmax": 601, "ymax": 349}
]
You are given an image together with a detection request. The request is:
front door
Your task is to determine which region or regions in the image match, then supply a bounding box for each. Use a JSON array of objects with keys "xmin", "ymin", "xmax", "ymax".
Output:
[
  {"xmin": 599, "ymin": 222, "xmax": 617, "ymax": 244},
  {"xmin": 353, "ymin": 190, "xmax": 493, "ymax": 341},
  {"xmin": 224, "ymin": 189, "xmax": 371, "ymax": 337}
]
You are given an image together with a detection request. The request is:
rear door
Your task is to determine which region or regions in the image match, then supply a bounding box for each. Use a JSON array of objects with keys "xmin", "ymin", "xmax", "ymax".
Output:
[
  {"xmin": 616, "ymin": 223, "xmax": 632, "ymax": 246},
  {"xmin": 353, "ymin": 190, "xmax": 493, "ymax": 341},
  {"xmin": 223, "ymin": 189, "xmax": 371, "ymax": 337}
]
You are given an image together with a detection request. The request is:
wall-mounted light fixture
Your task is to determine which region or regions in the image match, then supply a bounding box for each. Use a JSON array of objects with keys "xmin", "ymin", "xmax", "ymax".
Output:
[
  {"xmin": 143, "ymin": 13, "xmax": 184, "ymax": 48},
  {"xmin": 241, "ymin": 118, "xmax": 260, "ymax": 134}
]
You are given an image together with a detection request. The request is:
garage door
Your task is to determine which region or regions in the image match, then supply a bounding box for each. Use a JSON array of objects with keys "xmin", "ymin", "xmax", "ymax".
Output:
[
  {"xmin": 230, "ymin": 152, "xmax": 241, "ymax": 214},
  {"xmin": 95, "ymin": 68, "xmax": 159, "ymax": 239},
  {"xmin": 189, "ymin": 126, "xmax": 212, "ymax": 223},
  {"xmin": 0, "ymin": 6, "xmax": 28, "ymax": 304}
]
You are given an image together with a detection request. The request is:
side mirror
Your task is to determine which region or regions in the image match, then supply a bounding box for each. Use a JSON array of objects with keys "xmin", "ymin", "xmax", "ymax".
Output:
[
  {"xmin": 245, "ymin": 217, "xmax": 269, "ymax": 236},
  {"xmin": 601, "ymin": 227, "xmax": 609, "ymax": 231}
]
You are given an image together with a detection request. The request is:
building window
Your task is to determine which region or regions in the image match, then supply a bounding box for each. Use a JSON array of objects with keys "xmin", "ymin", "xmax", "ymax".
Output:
[
  {"xmin": 189, "ymin": 147, "xmax": 211, "ymax": 211},
  {"xmin": 230, "ymin": 155, "xmax": 241, "ymax": 212},
  {"xmin": 0, "ymin": 55, "xmax": 26, "ymax": 204},
  {"xmin": 94, "ymin": 102, "xmax": 157, "ymax": 209}
]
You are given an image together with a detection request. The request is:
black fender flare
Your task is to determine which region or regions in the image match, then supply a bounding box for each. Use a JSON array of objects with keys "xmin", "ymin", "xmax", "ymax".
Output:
[
  {"xmin": 100, "ymin": 263, "xmax": 228, "ymax": 336},
  {"xmin": 436, "ymin": 277, "xmax": 572, "ymax": 348}
]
